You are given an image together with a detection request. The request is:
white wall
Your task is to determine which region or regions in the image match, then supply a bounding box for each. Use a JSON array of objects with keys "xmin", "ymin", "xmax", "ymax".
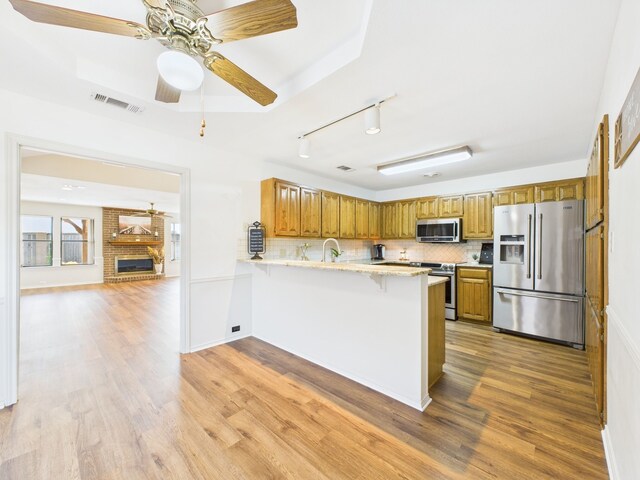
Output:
[
  {"xmin": 375, "ymin": 158, "xmax": 587, "ymax": 201},
  {"xmin": 592, "ymin": 0, "xmax": 640, "ymax": 477},
  {"xmin": 0, "ymin": 89, "xmax": 260, "ymax": 408},
  {"xmin": 20, "ymin": 201, "xmax": 103, "ymax": 289},
  {"xmin": 164, "ymin": 213, "xmax": 181, "ymax": 278}
]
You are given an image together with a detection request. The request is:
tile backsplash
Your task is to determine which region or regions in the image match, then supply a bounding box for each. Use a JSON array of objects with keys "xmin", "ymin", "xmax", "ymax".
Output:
[{"xmin": 238, "ymin": 237, "xmax": 490, "ymax": 263}]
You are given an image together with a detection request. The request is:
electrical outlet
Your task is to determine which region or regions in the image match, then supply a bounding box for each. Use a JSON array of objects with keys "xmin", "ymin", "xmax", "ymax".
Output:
[{"xmin": 232, "ymin": 325, "xmax": 240, "ymax": 333}]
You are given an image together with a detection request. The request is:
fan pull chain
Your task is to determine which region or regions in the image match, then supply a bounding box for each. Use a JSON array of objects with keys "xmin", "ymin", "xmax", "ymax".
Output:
[{"xmin": 199, "ymin": 84, "xmax": 206, "ymax": 138}]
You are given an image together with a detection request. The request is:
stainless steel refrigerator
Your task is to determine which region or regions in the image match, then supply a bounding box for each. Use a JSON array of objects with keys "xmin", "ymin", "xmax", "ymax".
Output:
[{"xmin": 493, "ymin": 200, "xmax": 584, "ymax": 347}]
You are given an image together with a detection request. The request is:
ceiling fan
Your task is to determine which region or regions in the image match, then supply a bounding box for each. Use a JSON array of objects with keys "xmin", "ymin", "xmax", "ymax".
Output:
[
  {"xmin": 9, "ymin": 0, "xmax": 298, "ymax": 105},
  {"xmin": 131, "ymin": 202, "xmax": 173, "ymax": 218}
]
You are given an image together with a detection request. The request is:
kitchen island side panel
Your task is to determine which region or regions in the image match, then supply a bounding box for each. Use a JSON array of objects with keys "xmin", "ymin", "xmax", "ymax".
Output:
[{"xmin": 250, "ymin": 264, "xmax": 429, "ymax": 410}]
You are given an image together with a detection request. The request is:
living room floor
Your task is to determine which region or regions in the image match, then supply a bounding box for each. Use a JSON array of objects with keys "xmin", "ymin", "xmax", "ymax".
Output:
[{"xmin": 0, "ymin": 279, "xmax": 608, "ymax": 479}]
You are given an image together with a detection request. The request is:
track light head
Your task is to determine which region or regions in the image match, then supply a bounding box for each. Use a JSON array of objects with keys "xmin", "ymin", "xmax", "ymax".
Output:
[
  {"xmin": 298, "ymin": 137, "xmax": 310, "ymax": 158},
  {"xmin": 365, "ymin": 105, "xmax": 381, "ymax": 135}
]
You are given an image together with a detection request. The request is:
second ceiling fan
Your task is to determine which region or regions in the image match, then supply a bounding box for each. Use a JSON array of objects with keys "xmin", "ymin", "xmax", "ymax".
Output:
[{"xmin": 9, "ymin": 0, "xmax": 298, "ymax": 105}]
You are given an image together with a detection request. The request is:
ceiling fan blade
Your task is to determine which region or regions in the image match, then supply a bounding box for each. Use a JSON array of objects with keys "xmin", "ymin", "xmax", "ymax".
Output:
[
  {"xmin": 8, "ymin": 0, "xmax": 150, "ymax": 38},
  {"xmin": 144, "ymin": 0, "xmax": 167, "ymax": 8},
  {"xmin": 155, "ymin": 75, "xmax": 181, "ymax": 104},
  {"xmin": 203, "ymin": 0, "xmax": 297, "ymax": 44},
  {"xmin": 204, "ymin": 53, "xmax": 276, "ymax": 106}
]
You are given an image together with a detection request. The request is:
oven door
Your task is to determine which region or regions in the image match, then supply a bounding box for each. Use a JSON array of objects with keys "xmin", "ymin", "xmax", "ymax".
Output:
[{"xmin": 430, "ymin": 273, "xmax": 456, "ymax": 320}]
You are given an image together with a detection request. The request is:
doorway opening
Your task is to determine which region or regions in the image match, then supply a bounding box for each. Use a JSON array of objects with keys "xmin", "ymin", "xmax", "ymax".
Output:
[{"xmin": 3, "ymin": 136, "xmax": 190, "ymax": 407}]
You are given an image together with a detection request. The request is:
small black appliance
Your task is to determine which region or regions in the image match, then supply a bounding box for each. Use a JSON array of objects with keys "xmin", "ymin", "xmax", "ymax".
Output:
[
  {"xmin": 479, "ymin": 242, "xmax": 494, "ymax": 264},
  {"xmin": 372, "ymin": 244, "xmax": 386, "ymax": 260}
]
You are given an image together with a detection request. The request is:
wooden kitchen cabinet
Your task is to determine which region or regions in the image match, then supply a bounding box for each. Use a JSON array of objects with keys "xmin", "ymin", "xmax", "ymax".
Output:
[
  {"xmin": 457, "ymin": 267, "xmax": 492, "ymax": 322},
  {"xmin": 321, "ymin": 191, "xmax": 340, "ymax": 238},
  {"xmin": 586, "ymin": 225, "xmax": 604, "ymax": 314},
  {"xmin": 369, "ymin": 202, "xmax": 381, "ymax": 238},
  {"xmin": 493, "ymin": 185, "xmax": 535, "ymax": 206},
  {"xmin": 534, "ymin": 178, "xmax": 584, "ymax": 203},
  {"xmin": 381, "ymin": 203, "xmax": 399, "ymax": 238},
  {"xmin": 261, "ymin": 178, "xmax": 300, "ymax": 237},
  {"xmin": 416, "ymin": 197, "xmax": 439, "ymax": 219},
  {"xmin": 438, "ymin": 195, "xmax": 464, "ymax": 217},
  {"xmin": 355, "ymin": 198, "xmax": 369, "ymax": 239},
  {"xmin": 463, "ymin": 192, "xmax": 493, "ymax": 239},
  {"xmin": 586, "ymin": 297, "xmax": 605, "ymax": 427},
  {"xmin": 339, "ymin": 196, "xmax": 357, "ymax": 239},
  {"xmin": 398, "ymin": 200, "xmax": 417, "ymax": 239},
  {"xmin": 586, "ymin": 120, "xmax": 608, "ymax": 230},
  {"xmin": 300, "ymin": 187, "xmax": 321, "ymax": 237}
]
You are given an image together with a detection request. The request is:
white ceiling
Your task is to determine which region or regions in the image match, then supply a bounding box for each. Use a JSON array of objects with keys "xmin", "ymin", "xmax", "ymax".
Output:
[
  {"xmin": 21, "ymin": 150, "xmax": 180, "ymax": 212},
  {"xmin": 1, "ymin": 0, "xmax": 622, "ymax": 190}
]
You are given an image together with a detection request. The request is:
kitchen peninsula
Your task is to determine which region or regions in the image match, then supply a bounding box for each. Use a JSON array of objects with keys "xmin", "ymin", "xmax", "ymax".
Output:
[{"xmin": 243, "ymin": 259, "xmax": 447, "ymax": 411}]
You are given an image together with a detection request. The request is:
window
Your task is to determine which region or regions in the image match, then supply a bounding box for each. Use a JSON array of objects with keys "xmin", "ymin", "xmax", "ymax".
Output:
[
  {"xmin": 170, "ymin": 223, "xmax": 181, "ymax": 261},
  {"xmin": 21, "ymin": 215, "xmax": 53, "ymax": 267},
  {"xmin": 61, "ymin": 217, "xmax": 95, "ymax": 265}
]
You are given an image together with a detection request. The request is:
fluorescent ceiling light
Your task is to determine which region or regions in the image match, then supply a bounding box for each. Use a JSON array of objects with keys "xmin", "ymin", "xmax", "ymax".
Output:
[
  {"xmin": 298, "ymin": 137, "xmax": 310, "ymax": 158},
  {"xmin": 377, "ymin": 146, "xmax": 473, "ymax": 176},
  {"xmin": 157, "ymin": 51, "xmax": 204, "ymax": 91},
  {"xmin": 364, "ymin": 106, "xmax": 381, "ymax": 135}
]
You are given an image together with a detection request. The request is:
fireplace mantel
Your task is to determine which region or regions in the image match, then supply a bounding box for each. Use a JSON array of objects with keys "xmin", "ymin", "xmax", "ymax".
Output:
[{"xmin": 109, "ymin": 240, "xmax": 163, "ymax": 246}]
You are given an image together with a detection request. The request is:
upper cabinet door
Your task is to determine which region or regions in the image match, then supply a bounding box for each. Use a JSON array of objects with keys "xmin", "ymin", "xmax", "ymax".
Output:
[
  {"xmin": 439, "ymin": 195, "xmax": 464, "ymax": 217},
  {"xmin": 417, "ymin": 197, "xmax": 439, "ymax": 219},
  {"xmin": 321, "ymin": 191, "xmax": 340, "ymax": 238},
  {"xmin": 339, "ymin": 196, "xmax": 356, "ymax": 239},
  {"xmin": 494, "ymin": 186, "xmax": 534, "ymax": 206},
  {"xmin": 274, "ymin": 181, "xmax": 300, "ymax": 236},
  {"xmin": 463, "ymin": 192, "xmax": 493, "ymax": 239},
  {"xmin": 534, "ymin": 179, "xmax": 584, "ymax": 203},
  {"xmin": 355, "ymin": 199, "xmax": 370, "ymax": 239},
  {"xmin": 300, "ymin": 187, "xmax": 321, "ymax": 237},
  {"xmin": 398, "ymin": 200, "xmax": 417, "ymax": 239},
  {"xmin": 368, "ymin": 202, "xmax": 381, "ymax": 239},
  {"xmin": 586, "ymin": 119, "xmax": 608, "ymax": 230},
  {"xmin": 381, "ymin": 203, "xmax": 399, "ymax": 238}
]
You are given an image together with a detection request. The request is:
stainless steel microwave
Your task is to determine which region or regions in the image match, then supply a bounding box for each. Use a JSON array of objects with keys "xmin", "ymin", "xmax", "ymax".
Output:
[{"xmin": 416, "ymin": 218, "xmax": 464, "ymax": 243}]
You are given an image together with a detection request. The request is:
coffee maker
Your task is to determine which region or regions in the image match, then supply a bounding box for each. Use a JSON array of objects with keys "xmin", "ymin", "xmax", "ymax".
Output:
[{"xmin": 372, "ymin": 244, "xmax": 386, "ymax": 260}]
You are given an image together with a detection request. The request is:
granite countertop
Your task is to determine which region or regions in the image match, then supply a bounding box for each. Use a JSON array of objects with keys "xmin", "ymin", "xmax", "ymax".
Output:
[
  {"xmin": 427, "ymin": 276, "xmax": 449, "ymax": 286},
  {"xmin": 240, "ymin": 259, "xmax": 433, "ymax": 277},
  {"xmin": 458, "ymin": 263, "xmax": 493, "ymax": 269}
]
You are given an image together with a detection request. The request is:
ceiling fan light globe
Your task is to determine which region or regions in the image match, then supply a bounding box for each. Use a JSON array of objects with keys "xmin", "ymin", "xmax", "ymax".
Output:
[{"xmin": 157, "ymin": 51, "xmax": 204, "ymax": 91}]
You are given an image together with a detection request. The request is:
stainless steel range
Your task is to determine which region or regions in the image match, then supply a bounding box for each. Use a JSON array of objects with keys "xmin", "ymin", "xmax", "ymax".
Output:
[{"xmin": 378, "ymin": 261, "xmax": 459, "ymax": 320}]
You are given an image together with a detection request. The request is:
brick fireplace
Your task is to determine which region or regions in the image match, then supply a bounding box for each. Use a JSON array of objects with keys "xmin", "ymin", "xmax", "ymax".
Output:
[{"xmin": 103, "ymin": 207, "xmax": 165, "ymax": 283}]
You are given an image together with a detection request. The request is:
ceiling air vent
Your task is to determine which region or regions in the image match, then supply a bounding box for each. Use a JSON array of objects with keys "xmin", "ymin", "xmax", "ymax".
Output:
[
  {"xmin": 90, "ymin": 92, "xmax": 144, "ymax": 114},
  {"xmin": 336, "ymin": 165, "xmax": 355, "ymax": 172}
]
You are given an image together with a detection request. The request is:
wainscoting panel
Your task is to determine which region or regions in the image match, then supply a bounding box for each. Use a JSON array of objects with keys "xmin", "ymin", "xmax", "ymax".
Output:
[
  {"xmin": 603, "ymin": 306, "xmax": 640, "ymax": 479},
  {"xmin": 189, "ymin": 274, "xmax": 252, "ymax": 352}
]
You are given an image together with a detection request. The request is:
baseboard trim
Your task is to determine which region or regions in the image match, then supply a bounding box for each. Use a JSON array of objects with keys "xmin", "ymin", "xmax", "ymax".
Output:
[
  {"xmin": 602, "ymin": 426, "xmax": 619, "ymax": 480},
  {"xmin": 253, "ymin": 334, "xmax": 428, "ymax": 412},
  {"xmin": 20, "ymin": 280, "xmax": 104, "ymax": 290},
  {"xmin": 189, "ymin": 333, "xmax": 252, "ymax": 353}
]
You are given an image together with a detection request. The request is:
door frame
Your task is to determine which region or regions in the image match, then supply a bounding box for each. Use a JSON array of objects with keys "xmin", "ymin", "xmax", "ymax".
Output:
[{"xmin": 2, "ymin": 133, "xmax": 191, "ymax": 407}]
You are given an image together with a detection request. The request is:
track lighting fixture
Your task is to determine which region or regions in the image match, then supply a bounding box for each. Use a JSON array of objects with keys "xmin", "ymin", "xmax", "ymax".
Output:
[
  {"xmin": 364, "ymin": 105, "xmax": 381, "ymax": 135},
  {"xmin": 298, "ymin": 137, "xmax": 310, "ymax": 158},
  {"xmin": 296, "ymin": 94, "xmax": 395, "ymax": 158}
]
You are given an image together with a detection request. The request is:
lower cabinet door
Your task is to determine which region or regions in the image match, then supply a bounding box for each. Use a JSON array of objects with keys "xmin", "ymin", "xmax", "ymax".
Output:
[{"xmin": 457, "ymin": 277, "xmax": 491, "ymax": 322}]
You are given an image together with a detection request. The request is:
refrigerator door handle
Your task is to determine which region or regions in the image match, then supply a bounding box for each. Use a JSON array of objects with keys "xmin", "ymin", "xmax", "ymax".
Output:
[
  {"xmin": 527, "ymin": 214, "xmax": 532, "ymax": 279},
  {"xmin": 495, "ymin": 288, "xmax": 580, "ymax": 303},
  {"xmin": 537, "ymin": 213, "xmax": 543, "ymax": 280}
]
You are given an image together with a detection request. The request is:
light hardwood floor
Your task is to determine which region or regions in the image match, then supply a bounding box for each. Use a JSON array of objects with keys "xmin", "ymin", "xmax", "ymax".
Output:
[{"xmin": 0, "ymin": 279, "xmax": 608, "ymax": 479}]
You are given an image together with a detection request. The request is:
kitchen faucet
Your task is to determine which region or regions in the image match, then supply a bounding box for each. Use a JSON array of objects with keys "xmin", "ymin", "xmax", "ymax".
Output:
[{"xmin": 321, "ymin": 238, "xmax": 341, "ymax": 262}]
